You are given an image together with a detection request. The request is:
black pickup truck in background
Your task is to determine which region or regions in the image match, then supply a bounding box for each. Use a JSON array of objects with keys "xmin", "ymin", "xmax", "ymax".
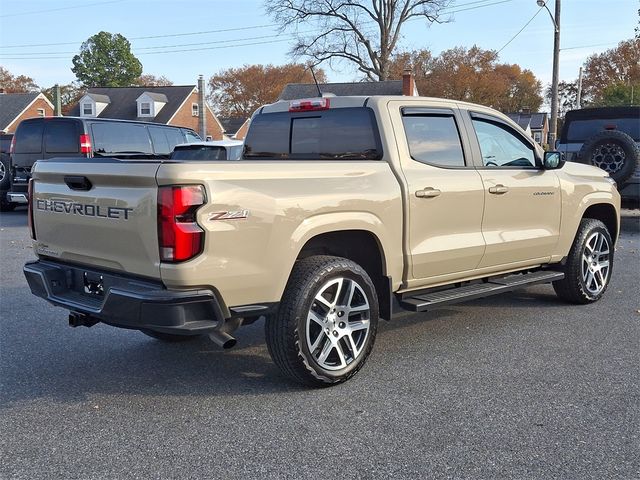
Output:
[{"xmin": 4, "ymin": 117, "xmax": 200, "ymax": 210}]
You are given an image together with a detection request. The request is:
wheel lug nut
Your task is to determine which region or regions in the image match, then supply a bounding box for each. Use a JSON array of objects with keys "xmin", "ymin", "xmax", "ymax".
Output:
[
  {"xmin": 337, "ymin": 311, "xmax": 344, "ymax": 317},
  {"xmin": 339, "ymin": 322, "xmax": 346, "ymax": 328},
  {"xmin": 333, "ymin": 330, "xmax": 338, "ymax": 337}
]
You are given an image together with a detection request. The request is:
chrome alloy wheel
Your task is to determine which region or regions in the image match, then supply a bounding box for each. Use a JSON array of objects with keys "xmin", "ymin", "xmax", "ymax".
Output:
[
  {"xmin": 306, "ymin": 277, "xmax": 371, "ymax": 371},
  {"xmin": 591, "ymin": 142, "xmax": 626, "ymax": 174},
  {"xmin": 0, "ymin": 161, "xmax": 5, "ymax": 182},
  {"xmin": 581, "ymin": 231, "xmax": 611, "ymax": 296}
]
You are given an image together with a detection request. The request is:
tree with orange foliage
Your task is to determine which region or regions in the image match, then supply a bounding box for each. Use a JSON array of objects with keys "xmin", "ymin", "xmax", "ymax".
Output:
[
  {"xmin": 135, "ymin": 74, "xmax": 174, "ymax": 86},
  {"xmin": 389, "ymin": 46, "xmax": 543, "ymax": 112},
  {"xmin": 582, "ymin": 39, "xmax": 640, "ymax": 106},
  {"xmin": 0, "ymin": 66, "xmax": 39, "ymax": 93},
  {"xmin": 207, "ymin": 63, "xmax": 326, "ymax": 117}
]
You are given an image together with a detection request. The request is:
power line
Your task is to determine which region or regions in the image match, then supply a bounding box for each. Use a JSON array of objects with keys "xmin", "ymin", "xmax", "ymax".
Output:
[
  {"xmin": 497, "ymin": 7, "xmax": 543, "ymax": 53},
  {"xmin": 0, "ymin": 0, "xmax": 125, "ymax": 18},
  {"xmin": 0, "ymin": 0, "xmax": 512, "ymax": 51},
  {"xmin": 0, "ymin": 24, "xmax": 279, "ymax": 49},
  {"xmin": 561, "ymin": 42, "xmax": 618, "ymax": 51}
]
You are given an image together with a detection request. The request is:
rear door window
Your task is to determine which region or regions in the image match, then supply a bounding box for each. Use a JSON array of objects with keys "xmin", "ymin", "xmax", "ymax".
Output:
[
  {"xmin": 243, "ymin": 107, "xmax": 382, "ymax": 160},
  {"xmin": 44, "ymin": 120, "xmax": 79, "ymax": 153},
  {"xmin": 14, "ymin": 120, "xmax": 43, "ymax": 154},
  {"xmin": 164, "ymin": 128, "xmax": 186, "ymax": 151},
  {"xmin": 91, "ymin": 123, "xmax": 153, "ymax": 155},
  {"xmin": 401, "ymin": 114, "xmax": 466, "ymax": 167}
]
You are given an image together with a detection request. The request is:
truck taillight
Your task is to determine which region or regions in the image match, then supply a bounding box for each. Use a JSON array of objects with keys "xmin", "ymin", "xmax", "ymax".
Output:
[
  {"xmin": 158, "ymin": 185, "xmax": 205, "ymax": 262},
  {"xmin": 289, "ymin": 98, "xmax": 330, "ymax": 112},
  {"xmin": 27, "ymin": 179, "xmax": 36, "ymax": 240},
  {"xmin": 79, "ymin": 134, "xmax": 92, "ymax": 155},
  {"xmin": 9, "ymin": 135, "xmax": 16, "ymax": 155}
]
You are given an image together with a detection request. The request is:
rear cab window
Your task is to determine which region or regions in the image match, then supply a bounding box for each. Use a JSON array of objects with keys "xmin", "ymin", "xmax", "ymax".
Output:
[
  {"xmin": 243, "ymin": 107, "xmax": 382, "ymax": 160},
  {"xmin": 171, "ymin": 146, "xmax": 227, "ymax": 160}
]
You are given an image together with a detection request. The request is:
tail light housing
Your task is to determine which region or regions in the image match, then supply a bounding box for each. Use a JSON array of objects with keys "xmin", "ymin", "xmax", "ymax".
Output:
[
  {"xmin": 27, "ymin": 178, "xmax": 36, "ymax": 240},
  {"xmin": 158, "ymin": 185, "xmax": 205, "ymax": 262},
  {"xmin": 79, "ymin": 134, "xmax": 92, "ymax": 155}
]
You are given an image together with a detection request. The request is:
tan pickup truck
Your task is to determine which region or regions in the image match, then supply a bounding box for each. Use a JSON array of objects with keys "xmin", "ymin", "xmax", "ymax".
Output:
[{"xmin": 24, "ymin": 95, "xmax": 620, "ymax": 386}]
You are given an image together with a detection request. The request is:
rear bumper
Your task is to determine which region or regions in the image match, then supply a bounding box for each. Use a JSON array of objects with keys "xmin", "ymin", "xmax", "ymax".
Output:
[{"xmin": 24, "ymin": 260, "xmax": 227, "ymax": 335}]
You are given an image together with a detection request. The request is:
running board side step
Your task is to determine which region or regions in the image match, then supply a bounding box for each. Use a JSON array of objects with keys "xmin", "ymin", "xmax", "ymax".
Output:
[{"xmin": 399, "ymin": 270, "xmax": 564, "ymax": 312}]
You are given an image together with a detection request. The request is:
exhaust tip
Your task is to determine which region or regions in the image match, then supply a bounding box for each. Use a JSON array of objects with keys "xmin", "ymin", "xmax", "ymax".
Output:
[
  {"xmin": 222, "ymin": 338, "xmax": 237, "ymax": 349},
  {"xmin": 208, "ymin": 331, "xmax": 236, "ymax": 349}
]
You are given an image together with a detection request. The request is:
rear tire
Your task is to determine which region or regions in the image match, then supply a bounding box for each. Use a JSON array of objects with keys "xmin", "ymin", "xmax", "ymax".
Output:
[
  {"xmin": 266, "ymin": 255, "xmax": 379, "ymax": 387},
  {"xmin": 141, "ymin": 330, "xmax": 200, "ymax": 342},
  {"xmin": 553, "ymin": 218, "xmax": 613, "ymax": 304}
]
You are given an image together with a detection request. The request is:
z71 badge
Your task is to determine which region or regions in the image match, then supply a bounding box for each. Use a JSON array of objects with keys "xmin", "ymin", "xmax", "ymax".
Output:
[{"xmin": 208, "ymin": 210, "xmax": 250, "ymax": 221}]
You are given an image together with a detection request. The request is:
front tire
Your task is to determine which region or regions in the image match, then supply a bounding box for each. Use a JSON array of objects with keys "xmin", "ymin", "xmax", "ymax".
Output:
[
  {"xmin": 266, "ymin": 255, "xmax": 379, "ymax": 387},
  {"xmin": 553, "ymin": 218, "xmax": 613, "ymax": 304}
]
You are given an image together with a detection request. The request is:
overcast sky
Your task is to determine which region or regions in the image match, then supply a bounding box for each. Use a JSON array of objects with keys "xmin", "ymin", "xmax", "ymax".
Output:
[{"xmin": 0, "ymin": 0, "xmax": 637, "ymax": 90}]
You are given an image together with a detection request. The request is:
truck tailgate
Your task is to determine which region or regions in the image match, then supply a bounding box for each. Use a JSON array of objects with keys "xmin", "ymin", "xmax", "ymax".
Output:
[{"xmin": 31, "ymin": 159, "xmax": 161, "ymax": 279}]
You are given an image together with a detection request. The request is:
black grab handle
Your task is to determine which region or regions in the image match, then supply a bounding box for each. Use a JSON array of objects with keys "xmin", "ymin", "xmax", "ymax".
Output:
[{"xmin": 64, "ymin": 176, "xmax": 93, "ymax": 191}]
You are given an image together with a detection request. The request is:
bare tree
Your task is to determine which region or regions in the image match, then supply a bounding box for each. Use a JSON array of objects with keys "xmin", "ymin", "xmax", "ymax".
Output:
[{"xmin": 266, "ymin": 0, "xmax": 449, "ymax": 81}]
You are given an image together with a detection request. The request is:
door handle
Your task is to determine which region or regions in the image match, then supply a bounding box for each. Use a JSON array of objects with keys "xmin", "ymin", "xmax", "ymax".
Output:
[
  {"xmin": 488, "ymin": 184, "xmax": 509, "ymax": 195},
  {"xmin": 415, "ymin": 187, "xmax": 441, "ymax": 198},
  {"xmin": 64, "ymin": 175, "xmax": 93, "ymax": 191}
]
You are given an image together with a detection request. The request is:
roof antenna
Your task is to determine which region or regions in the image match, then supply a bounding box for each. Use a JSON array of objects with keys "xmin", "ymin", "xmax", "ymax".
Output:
[{"xmin": 309, "ymin": 65, "xmax": 323, "ymax": 98}]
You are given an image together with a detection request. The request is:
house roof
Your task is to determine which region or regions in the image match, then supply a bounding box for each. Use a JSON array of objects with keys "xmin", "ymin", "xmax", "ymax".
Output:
[
  {"xmin": 86, "ymin": 93, "xmax": 111, "ymax": 103},
  {"xmin": 141, "ymin": 92, "xmax": 168, "ymax": 102},
  {"xmin": 506, "ymin": 112, "xmax": 548, "ymax": 130},
  {"xmin": 279, "ymin": 80, "xmax": 405, "ymax": 100},
  {"xmin": 219, "ymin": 116, "xmax": 247, "ymax": 135},
  {"xmin": 69, "ymin": 86, "xmax": 196, "ymax": 123},
  {"xmin": 0, "ymin": 92, "xmax": 44, "ymax": 131}
]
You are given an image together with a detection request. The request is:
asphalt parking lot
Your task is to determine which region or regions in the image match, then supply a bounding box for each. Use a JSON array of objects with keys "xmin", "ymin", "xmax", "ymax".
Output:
[{"xmin": 1, "ymin": 207, "xmax": 638, "ymax": 480}]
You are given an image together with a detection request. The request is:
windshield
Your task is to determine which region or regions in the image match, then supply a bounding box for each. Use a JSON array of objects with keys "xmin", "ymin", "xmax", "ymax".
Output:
[{"xmin": 171, "ymin": 146, "xmax": 228, "ymax": 160}]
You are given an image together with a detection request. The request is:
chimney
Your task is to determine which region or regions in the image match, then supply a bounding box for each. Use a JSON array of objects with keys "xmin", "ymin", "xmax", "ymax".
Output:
[
  {"xmin": 402, "ymin": 69, "xmax": 415, "ymax": 96},
  {"xmin": 198, "ymin": 74, "xmax": 207, "ymax": 139},
  {"xmin": 54, "ymin": 84, "xmax": 62, "ymax": 116},
  {"xmin": 521, "ymin": 106, "xmax": 531, "ymax": 114}
]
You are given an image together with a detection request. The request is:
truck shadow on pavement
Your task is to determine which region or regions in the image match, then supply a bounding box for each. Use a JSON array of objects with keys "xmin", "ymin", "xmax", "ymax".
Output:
[{"xmin": 1, "ymin": 286, "xmax": 570, "ymax": 406}]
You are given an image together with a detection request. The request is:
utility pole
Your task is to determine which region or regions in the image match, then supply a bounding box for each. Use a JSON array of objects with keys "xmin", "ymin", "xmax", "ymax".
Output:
[
  {"xmin": 576, "ymin": 66, "xmax": 583, "ymax": 109},
  {"xmin": 549, "ymin": 0, "xmax": 561, "ymax": 148},
  {"xmin": 197, "ymin": 74, "xmax": 207, "ymax": 140}
]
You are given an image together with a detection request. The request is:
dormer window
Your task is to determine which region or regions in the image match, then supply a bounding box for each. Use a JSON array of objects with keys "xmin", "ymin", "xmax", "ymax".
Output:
[
  {"xmin": 192, "ymin": 103, "xmax": 199, "ymax": 117},
  {"xmin": 140, "ymin": 102, "xmax": 152, "ymax": 116},
  {"xmin": 83, "ymin": 103, "xmax": 94, "ymax": 116}
]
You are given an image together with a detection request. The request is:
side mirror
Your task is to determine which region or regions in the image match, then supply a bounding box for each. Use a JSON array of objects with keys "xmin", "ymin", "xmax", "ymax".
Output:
[{"xmin": 543, "ymin": 151, "xmax": 564, "ymax": 170}]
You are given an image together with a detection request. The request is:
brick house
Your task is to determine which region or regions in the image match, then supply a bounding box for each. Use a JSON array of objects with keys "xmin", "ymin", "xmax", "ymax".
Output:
[
  {"xmin": 68, "ymin": 85, "xmax": 224, "ymax": 140},
  {"xmin": 279, "ymin": 70, "xmax": 419, "ymax": 100},
  {"xmin": 506, "ymin": 111, "xmax": 549, "ymax": 145},
  {"xmin": 220, "ymin": 116, "xmax": 251, "ymax": 140},
  {"xmin": 0, "ymin": 92, "xmax": 54, "ymax": 133}
]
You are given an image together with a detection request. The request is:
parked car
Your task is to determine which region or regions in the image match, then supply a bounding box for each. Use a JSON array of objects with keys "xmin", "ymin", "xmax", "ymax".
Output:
[
  {"xmin": 24, "ymin": 95, "xmax": 619, "ymax": 387},
  {"xmin": 5, "ymin": 117, "xmax": 200, "ymax": 208},
  {"xmin": 0, "ymin": 133, "xmax": 14, "ymax": 211},
  {"xmin": 557, "ymin": 106, "xmax": 640, "ymax": 201},
  {"xmin": 171, "ymin": 140, "xmax": 243, "ymax": 161}
]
